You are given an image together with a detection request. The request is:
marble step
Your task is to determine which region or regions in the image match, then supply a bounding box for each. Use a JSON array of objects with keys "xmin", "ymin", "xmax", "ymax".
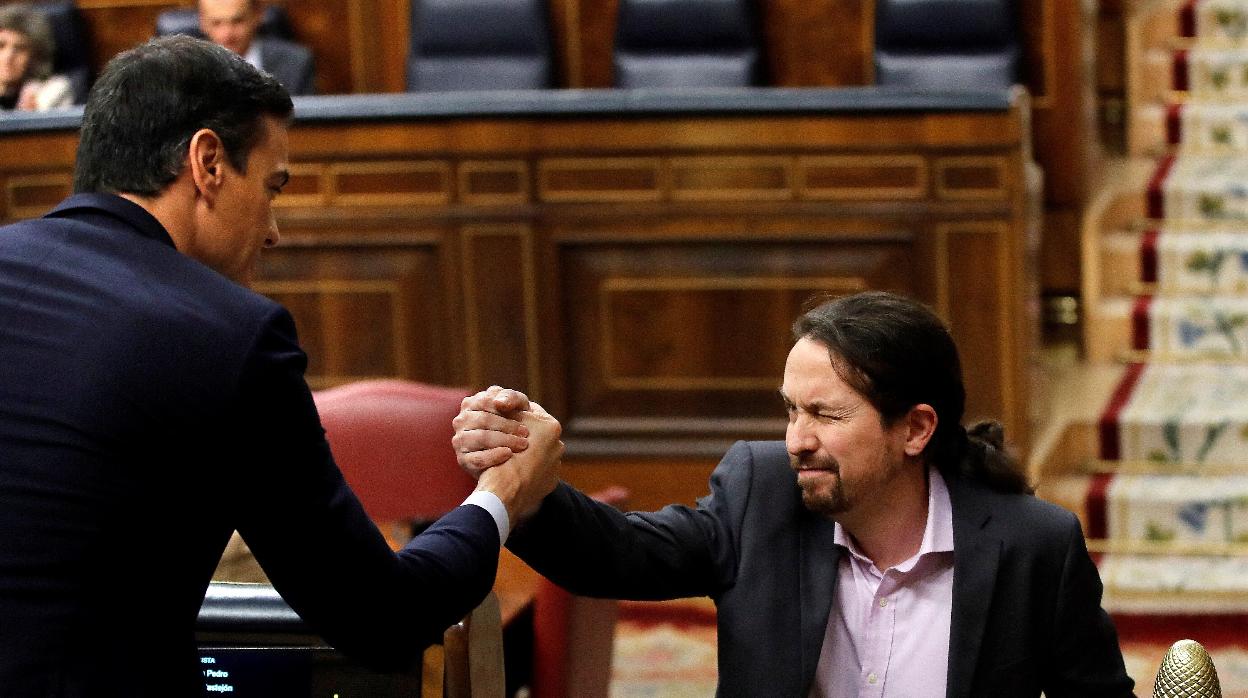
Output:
[
  {"xmin": 1100, "ymin": 552, "xmax": 1248, "ymax": 614},
  {"xmin": 1045, "ymin": 472, "xmax": 1248, "ymax": 544},
  {"xmin": 1100, "ymin": 363, "xmax": 1248, "ymax": 467},
  {"xmin": 1135, "ymin": 296, "xmax": 1248, "ymax": 359},
  {"xmin": 1099, "ymin": 227, "xmax": 1248, "ymax": 296},
  {"xmin": 1181, "ymin": 0, "xmax": 1248, "ymax": 41},
  {"xmin": 1150, "ymin": 154, "xmax": 1248, "ymax": 223},
  {"xmin": 1135, "ymin": 102, "xmax": 1248, "ymax": 154}
]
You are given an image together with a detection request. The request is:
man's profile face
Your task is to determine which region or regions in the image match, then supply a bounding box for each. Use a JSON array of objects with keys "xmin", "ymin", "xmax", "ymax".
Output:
[
  {"xmin": 189, "ymin": 115, "xmax": 289, "ymax": 285},
  {"xmin": 199, "ymin": 0, "xmax": 260, "ymax": 56},
  {"xmin": 781, "ymin": 337, "xmax": 911, "ymax": 523}
]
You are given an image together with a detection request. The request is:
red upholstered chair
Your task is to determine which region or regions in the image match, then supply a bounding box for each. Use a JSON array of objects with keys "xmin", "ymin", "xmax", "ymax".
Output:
[
  {"xmin": 530, "ymin": 486, "xmax": 630, "ymax": 698},
  {"xmin": 312, "ymin": 380, "xmax": 475, "ymax": 538}
]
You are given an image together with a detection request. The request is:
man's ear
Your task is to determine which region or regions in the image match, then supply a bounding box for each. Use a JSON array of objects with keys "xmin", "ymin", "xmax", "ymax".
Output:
[
  {"xmin": 902, "ymin": 403, "xmax": 938, "ymax": 457},
  {"xmin": 187, "ymin": 128, "xmax": 226, "ymax": 203}
]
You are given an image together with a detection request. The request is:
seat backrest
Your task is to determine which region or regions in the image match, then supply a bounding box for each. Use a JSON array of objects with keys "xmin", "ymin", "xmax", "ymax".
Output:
[
  {"xmin": 407, "ymin": 0, "xmax": 554, "ymax": 91},
  {"xmin": 313, "ymin": 380, "xmax": 475, "ymax": 523},
  {"xmin": 153, "ymin": 5, "xmax": 294, "ymax": 40},
  {"xmin": 873, "ymin": 0, "xmax": 1021, "ymax": 91},
  {"xmin": 612, "ymin": 0, "xmax": 764, "ymax": 88},
  {"xmin": 441, "ymin": 591, "xmax": 505, "ymax": 698},
  {"xmin": 31, "ymin": 1, "xmax": 90, "ymax": 103}
]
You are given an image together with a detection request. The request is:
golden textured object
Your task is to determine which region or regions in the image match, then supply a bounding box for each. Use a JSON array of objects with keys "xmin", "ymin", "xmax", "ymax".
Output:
[{"xmin": 1153, "ymin": 639, "xmax": 1223, "ymax": 698}]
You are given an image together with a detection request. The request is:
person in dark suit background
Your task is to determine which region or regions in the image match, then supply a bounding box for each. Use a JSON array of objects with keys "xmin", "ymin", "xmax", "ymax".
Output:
[
  {"xmin": 0, "ymin": 35, "xmax": 560, "ymax": 696},
  {"xmin": 453, "ymin": 292, "xmax": 1135, "ymax": 697},
  {"xmin": 198, "ymin": 0, "xmax": 315, "ymax": 95}
]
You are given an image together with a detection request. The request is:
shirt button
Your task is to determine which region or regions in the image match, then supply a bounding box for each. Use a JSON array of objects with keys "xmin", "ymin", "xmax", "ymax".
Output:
[
  {"xmin": 868, "ymin": 673, "xmax": 878, "ymax": 684},
  {"xmin": 878, "ymin": 598, "xmax": 888, "ymax": 608}
]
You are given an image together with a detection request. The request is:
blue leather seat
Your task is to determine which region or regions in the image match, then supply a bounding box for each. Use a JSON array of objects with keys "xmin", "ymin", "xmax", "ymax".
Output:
[
  {"xmin": 874, "ymin": 0, "xmax": 1020, "ymax": 91},
  {"xmin": 613, "ymin": 0, "xmax": 764, "ymax": 88},
  {"xmin": 407, "ymin": 0, "xmax": 554, "ymax": 91},
  {"xmin": 31, "ymin": 1, "xmax": 90, "ymax": 104}
]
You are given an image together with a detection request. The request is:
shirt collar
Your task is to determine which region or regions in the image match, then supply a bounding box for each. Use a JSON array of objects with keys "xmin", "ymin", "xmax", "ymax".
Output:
[
  {"xmin": 45, "ymin": 192, "xmax": 177, "ymax": 249},
  {"xmin": 243, "ymin": 41, "xmax": 263, "ymax": 72},
  {"xmin": 833, "ymin": 465, "xmax": 955, "ymax": 571}
]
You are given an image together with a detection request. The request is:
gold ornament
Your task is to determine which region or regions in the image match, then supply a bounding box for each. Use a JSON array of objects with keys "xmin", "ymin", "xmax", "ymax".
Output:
[{"xmin": 1153, "ymin": 639, "xmax": 1222, "ymax": 698}]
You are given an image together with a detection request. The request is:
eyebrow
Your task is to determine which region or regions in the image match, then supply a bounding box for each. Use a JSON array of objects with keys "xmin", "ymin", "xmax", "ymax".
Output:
[{"xmin": 779, "ymin": 389, "xmax": 847, "ymax": 415}]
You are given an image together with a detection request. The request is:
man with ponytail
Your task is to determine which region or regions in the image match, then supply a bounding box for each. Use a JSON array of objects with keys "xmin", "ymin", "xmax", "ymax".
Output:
[{"xmin": 455, "ymin": 291, "xmax": 1132, "ymax": 697}]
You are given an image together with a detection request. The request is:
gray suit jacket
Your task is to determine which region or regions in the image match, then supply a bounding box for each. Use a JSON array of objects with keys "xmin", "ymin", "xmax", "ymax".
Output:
[
  {"xmin": 509, "ymin": 440, "xmax": 1133, "ymax": 697},
  {"xmin": 260, "ymin": 37, "xmax": 315, "ymax": 95}
]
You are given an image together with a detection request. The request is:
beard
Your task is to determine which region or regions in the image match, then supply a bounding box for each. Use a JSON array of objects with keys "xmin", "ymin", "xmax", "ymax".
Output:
[{"xmin": 792, "ymin": 453, "xmax": 848, "ymax": 517}]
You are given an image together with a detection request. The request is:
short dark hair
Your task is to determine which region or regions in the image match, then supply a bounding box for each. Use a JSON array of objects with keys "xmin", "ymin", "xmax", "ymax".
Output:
[
  {"xmin": 792, "ymin": 291, "xmax": 1031, "ymax": 494},
  {"xmin": 0, "ymin": 4, "xmax": 55, "ymax": 81},
  {"xmin": 73, "ymin": 35, "xmax": 292, "ymax": 196}
]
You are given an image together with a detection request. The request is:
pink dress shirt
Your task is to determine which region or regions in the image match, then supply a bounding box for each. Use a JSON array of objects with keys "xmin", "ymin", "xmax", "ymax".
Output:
[{"xmin": 808, "ymin": 467, "xmax": 955, "ymax": 698}]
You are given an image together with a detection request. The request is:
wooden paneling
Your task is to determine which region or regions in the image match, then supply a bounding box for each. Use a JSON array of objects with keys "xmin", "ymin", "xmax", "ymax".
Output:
[
  {"xmin": 253, "ymin": 226, "xmax": 455, "ymax": 388},
  {"xmin": 557, "ymin": 235, "xmax": 913, "ymax": 444},
  {"xmin": 460, "ymin": 225, "xmax": 541, "ymax": 394},
  {"xmin": 761, "ymin": 0, "xmax": 871, "ymax": 86},
  {"xmin": 937, "ymin": 223, "xmax": 1011, "ymax": 426},
  {"xmin": 552, "ymin": 0, "xmax": 616, "ymax": 87},
  {"xmin": 5, "ymin": 174, "xmax": 72, "ymax": 220},
  {"xmin": 0, "ymin": 98, "xmax": 1037, "ymax": 483},
  {"xmin": 280, "ymin": 0, "xmax": 361, "ymax": 94}
]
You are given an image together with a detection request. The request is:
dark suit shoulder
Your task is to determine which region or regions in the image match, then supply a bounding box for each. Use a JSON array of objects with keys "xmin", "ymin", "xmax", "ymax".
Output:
[
  {"xmin": 260, "ymin": 38, "xmax": 315, "ymax": 95},
  {"xmin": 949, "ymin": 473, "xmax": 1084, "ymax": 554}
]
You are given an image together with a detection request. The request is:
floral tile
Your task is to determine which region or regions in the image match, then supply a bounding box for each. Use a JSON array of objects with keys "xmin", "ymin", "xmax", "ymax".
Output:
[
  {"xmin": 1197, "ymin": 0, "xmax": 1248, "ymax": 42},
  {"xmin": 1100, "ymin": 554, "xmax": 1248, "ymax": 609},
  {"xmin": 1163, "ymin": 155, "xmax": 1248, "ymax": 222},
  {"xmin": 1147, "ymin": 296, "xmax": 1248, "ymax": 357},
  {"xmin": 1185, "ymin": 47, "xmax": 1248, "ymax": 99},
  {"xmin": 1108, "ymin": 473, "xmax": 1248, "ymax": 543},
  {"xmin": 1179, "ymin": 103, "xmax": 1248, "ymax": 152},
  {"xmin": 1185, "ymin": 47, "xmax": 1248, "ymax": 97},
  {"xmin": 1155, "ymin": 229, "xmax": 1248, "ymax": 293},
  {"xmin": 1117, "ymin": 364, "xmax": 1248, "ymax": 465}
]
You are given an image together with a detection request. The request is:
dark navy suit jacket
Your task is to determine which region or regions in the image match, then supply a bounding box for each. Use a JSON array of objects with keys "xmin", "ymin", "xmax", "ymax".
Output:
[
  {"xmin": 510, "ymin": 440, "xmax": 1135, "ymax": 698},
  {"xmin": 260, "ymin": 38, "xmax": 315, "ymax": 95},
  {"xmin": 0, "ymin": 194, "xmax": 497, "ymax": 696}
]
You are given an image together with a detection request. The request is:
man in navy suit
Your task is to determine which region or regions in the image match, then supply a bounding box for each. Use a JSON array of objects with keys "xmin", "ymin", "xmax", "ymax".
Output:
[
  {"xmin": 0, "ymin": 35, "xmax": 560, "ymax": 695},
  {"xmin": 199, "ymin": 0, "xmax": 315, "ymax": 95},
  {"xmin": 454, "ymin": 292, "xmax": 1134, "ymax": 697}
]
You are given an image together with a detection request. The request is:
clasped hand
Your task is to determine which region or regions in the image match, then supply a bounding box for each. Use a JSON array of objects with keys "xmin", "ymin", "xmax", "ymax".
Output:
[{"xmin": 453, "ymin": 386, "xmax": 563, "ymax": 524}]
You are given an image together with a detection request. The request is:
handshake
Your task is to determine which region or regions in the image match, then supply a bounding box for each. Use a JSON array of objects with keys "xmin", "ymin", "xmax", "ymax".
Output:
[{"xmin": 452, "ymin": 386, "xmax": 564, "ymax": 527}]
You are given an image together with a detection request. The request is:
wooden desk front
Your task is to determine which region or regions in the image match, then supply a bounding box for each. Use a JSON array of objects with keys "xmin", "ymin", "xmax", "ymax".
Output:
[{"xmin": 0, "ymin": 88, "xmax": 1038, "ymax": 500}]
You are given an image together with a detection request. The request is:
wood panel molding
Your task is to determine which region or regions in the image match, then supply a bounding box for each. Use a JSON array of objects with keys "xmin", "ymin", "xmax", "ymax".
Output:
[
  {"xmin": 460, "ymin": 224, "xmax": 542, "ymax": 396},
  {"xmin": 0, "ymin": 100, "xmax": 1038, "ymax": 458},
  {"xmin": 5, "ymin": 174, "xmax": 72, "ymax": 220},
  {"xmin": 798, "ymin": 155, "xmax": 928, "ymax": 200},
  {"xmin": 934, "ymin": 156, "xmax": 1010, "ymax": 201},
  {"xmin": 598, "ymin": 276, "xmax": 866, "ymax": 391},
  {"xmin": 538, "ymin": 158, "xmax": 663, "ymax": 203}
]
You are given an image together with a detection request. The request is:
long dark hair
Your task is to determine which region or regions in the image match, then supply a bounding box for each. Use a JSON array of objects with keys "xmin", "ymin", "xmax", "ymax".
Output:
[{"xmin": 792, "ymin": 291, "xmax": 1031, "ymax": 494}]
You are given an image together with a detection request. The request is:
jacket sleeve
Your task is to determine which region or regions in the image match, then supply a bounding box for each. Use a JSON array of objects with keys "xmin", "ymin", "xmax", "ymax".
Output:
[
  {"xmin": 1044, "ymin": 516, "xmax": 1135, "ymax": 697},
  {"xmin": 506, "ymin": 440, "xmax": 764, "ymax": 600},
  {"xmin": 225, "ymin": 307, "xmax": 499, "ymax": 670}
]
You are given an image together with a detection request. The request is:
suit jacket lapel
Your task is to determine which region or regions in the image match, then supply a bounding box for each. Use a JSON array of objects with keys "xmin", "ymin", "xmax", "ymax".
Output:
[
  {"xmin": 799, "ymin": 510, "xmax": 840, "ymax": 692},
  {"xmin": 945, "ymin": 474, "xmax": 1002, "ymax": 698}
]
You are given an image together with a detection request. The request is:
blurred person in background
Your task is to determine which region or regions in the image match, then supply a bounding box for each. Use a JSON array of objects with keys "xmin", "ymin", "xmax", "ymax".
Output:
[
  {"xmin": 198, "ymin": 0, "xmax": 315, "ymax": 95},
  {"xmin": 0, "ymin": 3, "xmax": 71, "ymax": 111}
]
